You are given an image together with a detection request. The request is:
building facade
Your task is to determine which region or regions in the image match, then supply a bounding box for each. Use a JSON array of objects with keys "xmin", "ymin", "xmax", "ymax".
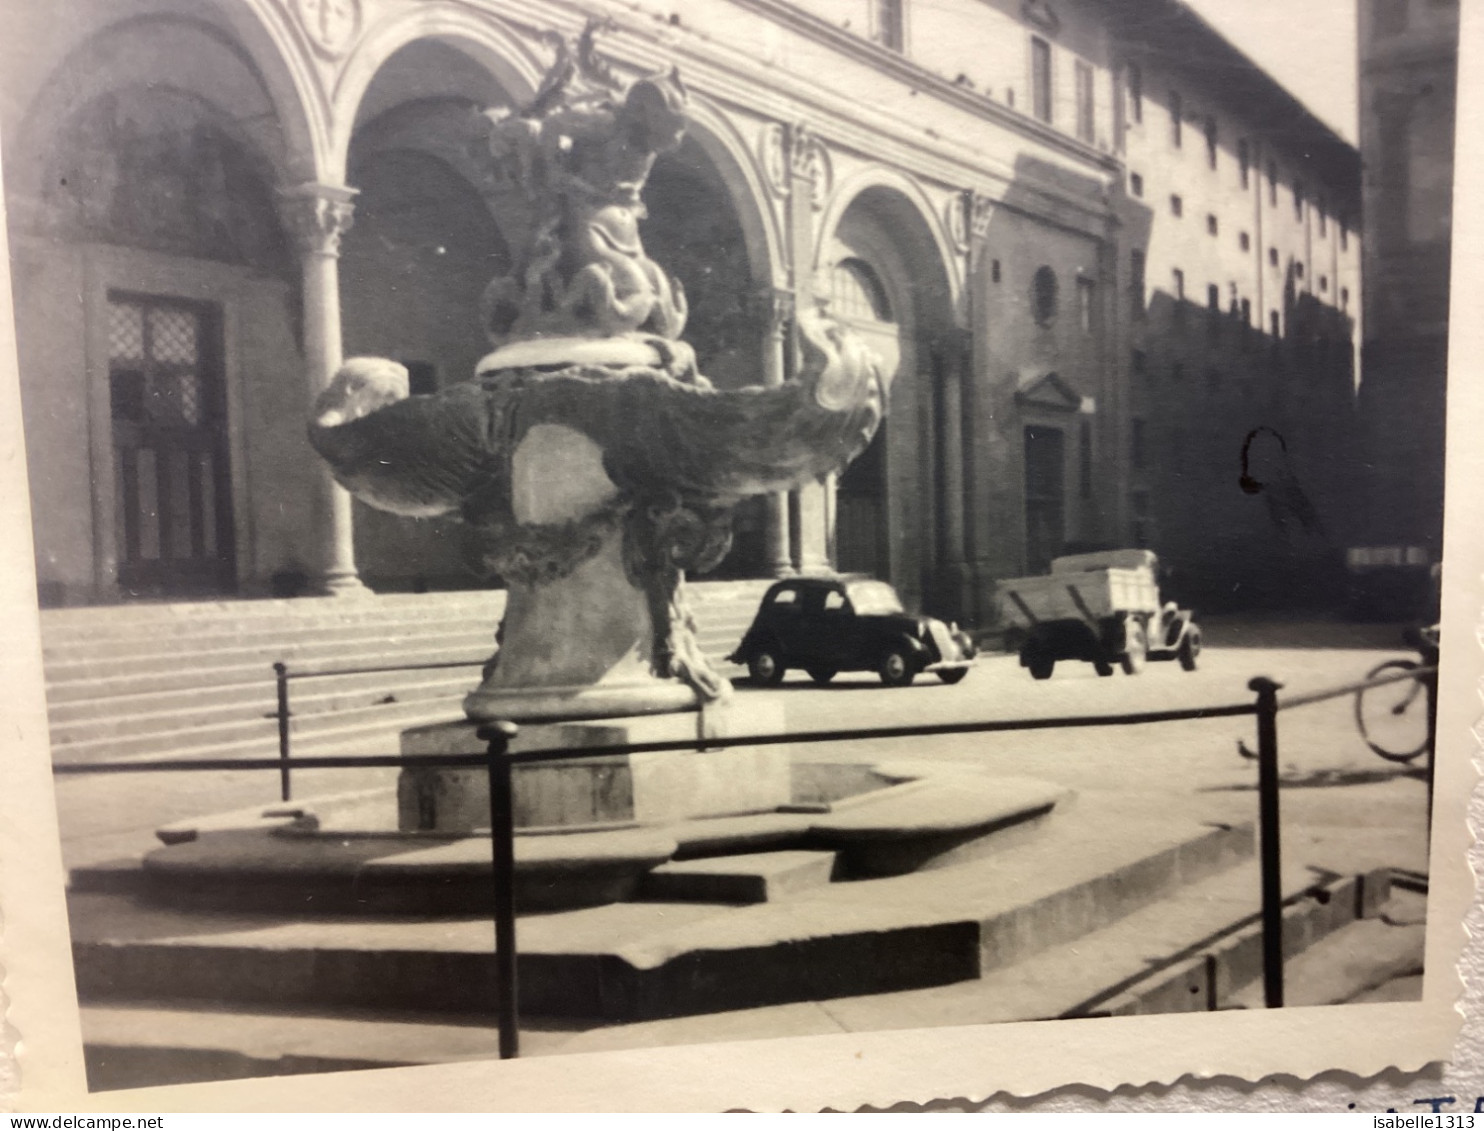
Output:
[
  {"xmin": 1356, "ymin": 0, "xmax": 1457, "ymax": 567},
  {"xmin": 2, "ymin": 0, "xmax": 1360, "ymax": 623}
]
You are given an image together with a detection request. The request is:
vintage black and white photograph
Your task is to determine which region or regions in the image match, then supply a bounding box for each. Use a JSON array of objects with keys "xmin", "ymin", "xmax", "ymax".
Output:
[{"xmin": 0, "ymin": 0, "xmax": 1474, "ymax": 1110}]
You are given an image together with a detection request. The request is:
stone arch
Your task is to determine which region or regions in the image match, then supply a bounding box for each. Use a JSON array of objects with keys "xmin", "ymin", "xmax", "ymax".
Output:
[
  {"xmin": 11, "ymin": 11, "xmax": 317, "ymax": 208},
  {"xmin": 821, "ymin": 175, "xmax": 962, "ymax": 612},
  {"xmin": 814, "ymin": 166, "xmax": 963, "ymax": 315},
  {"xmin": 338, "ymin": 24, "xmax": 534, "ymax": 592},
  {"xmin": 331, "ymin": 3, "xmax": 545, "ymax": 180},
  {"xmin": 7, "ymin": 8, "xmax": 327, "ymax": 604},
  {"xmin": 679, "ymin": 96, "xmax": 787, "ymax": 292},
  {"xmin": 635, "ymin": 103, "xmax": 785, "ymax": 580},
  {"xmin": 339, "ymin": 142, "xmax": 510, "ymax": 591}
]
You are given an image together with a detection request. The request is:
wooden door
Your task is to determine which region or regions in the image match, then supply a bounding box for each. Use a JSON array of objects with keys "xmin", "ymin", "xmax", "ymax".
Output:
[
  {"xmin": 1024, "ymin": 425, "xmax": 1066, "ymax": 574},
  {"xmin": 108, "ymin": 293, "xmax": 235, "ymax": 597}
]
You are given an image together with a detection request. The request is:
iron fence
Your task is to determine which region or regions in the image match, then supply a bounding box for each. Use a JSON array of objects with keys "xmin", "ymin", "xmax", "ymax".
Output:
[
  {"xmin": 54, "ymin": 653, "xmax": 1437, "ymax": 1059},
  {"xmin": 269, "ymin": 657, "xmax": 488, "ymax": 801}
]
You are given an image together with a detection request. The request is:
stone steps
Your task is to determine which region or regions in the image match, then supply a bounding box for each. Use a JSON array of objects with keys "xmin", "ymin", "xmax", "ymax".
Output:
[
  {"xmin": 44, "ymin": 630, "xmax": 494, "ymax": 688},
  {"xmin": 49, "ymin": 670, "xmax": 473, "ymax": 748},
  {"xmin": 638, "ymin": 850, "xmax": 840, "ymax": 904},
  {"xmin": 39, "ymin": 590, "xmax": 506, "ymax": 638},
  {"xmin": 46, "ymin": 666, "xmax": 475, "ymax": 728},
  {"xmin": 52, "ymin": 693, "xmax": 476, "ymax": 764},
  {"xmin": 42, "ymin": 616, "xmax": 496, "ymax": 667},
  {"xmin": 75, "ymin": 877, "xmax": 1409, "ymax": 1092},
  {"xmin": 542, "ymin": 862, "xmax": 1401, "ymax": 1059},
  {"xmin": 65, "ymin": 801, "xmax": 1413, "ymax": 1092},
  {"xmin": 39, "ymin": 583, "xmax": 767, "ymax": 767},
  {"xmin": 42, "ymin": 643, "xmax": 489, "ymax": 706},
  {"xmin": 68, "ymin": 797, "xmax": 1252, "ymax": 1022}
]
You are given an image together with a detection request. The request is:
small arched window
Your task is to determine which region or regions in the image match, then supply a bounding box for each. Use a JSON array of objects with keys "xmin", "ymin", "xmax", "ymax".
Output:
[
  {"xmin": 1032, "ymin": 266, "xmax": 1059, "ymax": 325},
  {"xmin": 831, "ymin": 258, "xmax": 893, "ymax": 322}
]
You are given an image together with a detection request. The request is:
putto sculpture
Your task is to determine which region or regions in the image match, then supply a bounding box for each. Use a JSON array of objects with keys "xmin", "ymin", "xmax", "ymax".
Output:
[{"xmin": 310, "ymin": 23, "xmax": 890, "ymax": 723}]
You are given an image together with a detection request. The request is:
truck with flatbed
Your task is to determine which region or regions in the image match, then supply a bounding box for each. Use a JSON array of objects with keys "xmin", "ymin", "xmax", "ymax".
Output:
[{"xmin": 995, "ymin": 549, "xmax": 1201, "ymax": 680}]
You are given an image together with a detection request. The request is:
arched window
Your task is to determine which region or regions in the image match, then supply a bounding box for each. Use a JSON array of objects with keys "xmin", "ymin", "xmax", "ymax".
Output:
[
  {"xmin": 831, "ymin": 258, "xmax": 893, "ymax": 322},
  {"xmin": 1032, "ymin": 266, "xmax": 1059, "ymax": 325}
]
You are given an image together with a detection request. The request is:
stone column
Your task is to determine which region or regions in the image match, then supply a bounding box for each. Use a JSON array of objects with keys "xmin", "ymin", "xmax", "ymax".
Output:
[
  {"xmin": 959, "ymin": 193, "xmax": 995, "ymax": 623},
  {"xmin": 938, "ymin": 329, "xmax": 970, "ymax": 609},
  {"xmin": 784, "ymin": 124, "xmax": 831, "ymax": 575},
  {"xmin": 281, "ymin": 182, "xmax": 369, "ymax": 597},
  {"xmin": 760, "ymin": 287, "xmax": 795, "ymax": 576}
]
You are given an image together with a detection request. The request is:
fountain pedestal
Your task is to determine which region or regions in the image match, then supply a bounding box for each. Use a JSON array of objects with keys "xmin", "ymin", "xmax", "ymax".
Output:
[{"xmin": 398, "ymin": 701, "xmax": 790, "ymax": 832}]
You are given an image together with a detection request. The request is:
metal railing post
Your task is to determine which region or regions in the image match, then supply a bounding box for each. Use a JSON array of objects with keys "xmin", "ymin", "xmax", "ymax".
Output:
[
  {"xmin": 1421, "ymin": 638, "xmax": 1440, "ymax": 849},
  {"xmin": 480, "ymin": 720, "xmax": 521, "ymax": 1059},
  {"xmin": 1249, "ymin": 675, "xmax": 1284, "ymax": 1008},
  {"xmin": 273, "ymin": 662, "xmax": 292, "ymax": 802}
]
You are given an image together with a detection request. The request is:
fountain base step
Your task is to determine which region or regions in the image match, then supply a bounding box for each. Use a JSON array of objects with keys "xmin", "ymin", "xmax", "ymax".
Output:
[
  {"xmin": 70, "ymin": 769, "xmax": 1068, "ymax": 913},
  {"xmin": 68, "ymin": 794, "xmax": 1252, "ymax": 1024},
  {"xmin": 76, "ymin": 864, "xmax": 1405, "ymax": 1092},
  {"xmin": 398, "ymin": 704, "xmax": 791, "ymax": 831},
  {"xmin": 638, "ymin": 850, "xmax": 839, "ymax": 904}
]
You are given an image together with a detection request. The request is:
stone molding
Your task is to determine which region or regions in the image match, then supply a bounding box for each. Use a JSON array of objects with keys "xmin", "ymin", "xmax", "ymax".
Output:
[
  {"xmin": 725, "ymin": 0, "xmax": 1120, "ymax": 173},
  {"xmin": 289, "ymin": 0, "xmax": 364, "ymax": 58},
  {"xmin": 969, "ymin": 191, "xmax": 995, "ymax": 240},
  {"xmin": 784, "ymin": 122, "xmax": 831, "ymax": 211},
  {"xmin": 759, "ymin": 123, "xmax": 790, "ymax": 197},
  {"xmin": 947, "ymin": 190, "xmax": 994, "ymax": 252},
  {"xmin": 752, "ymin": 286, "xmax": 796, "ymax": 331},
  {"xmin": 279, "ymin": 183, "xmax": 358, "ymax": 257}
]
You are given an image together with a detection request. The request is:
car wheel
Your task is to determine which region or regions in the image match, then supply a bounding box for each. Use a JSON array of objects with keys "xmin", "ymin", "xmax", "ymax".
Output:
[
  {"xmin": 937, "ymin": 667, "xmax": 968, "ymax": 685},
  {"xmin": 1178, "ymin": 626, "xmax": 1202, "ymax": 672},
  {"xmin": 807, "ymin": 668, "xmax": 837, "ymax": 685},
  {"xmin": 1120, "ymin": 620, "xmax": 1148, "ymax": 675},
  {"xmin": 748, "ymin": 649, "xmax": 786, "ymax": 687},
  {"xmin": 1093, "ymin": 659, "xmax": 1115, "ymax": 677},
  {"xmin": 878, "ymin": 649, "xmax": 916, "ymax": 687}
]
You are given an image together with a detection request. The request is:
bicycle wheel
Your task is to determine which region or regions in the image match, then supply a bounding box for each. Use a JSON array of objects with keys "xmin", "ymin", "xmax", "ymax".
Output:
[{"xmin": 1354, "ymin": 659, "xmax": 1429, "ymax": 763}]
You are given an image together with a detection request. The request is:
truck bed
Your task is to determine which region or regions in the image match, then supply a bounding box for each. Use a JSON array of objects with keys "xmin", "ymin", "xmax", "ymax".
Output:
[{"xmin": 997, "ymin": 566, "xmax": 1160, "ymax": 627}]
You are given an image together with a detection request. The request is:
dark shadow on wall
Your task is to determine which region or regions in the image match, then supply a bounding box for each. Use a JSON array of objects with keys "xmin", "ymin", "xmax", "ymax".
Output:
[
  {"xmin": 341, "ymin": 131, "xmax": 511, "ymax": 594},
  {"xmin": 1132, "ymin": 276, "xmax": 1360, "ymax": 615},
  {"xmin": 977, "ymin": 150, "xmax": 1364, "ymax": 619}
]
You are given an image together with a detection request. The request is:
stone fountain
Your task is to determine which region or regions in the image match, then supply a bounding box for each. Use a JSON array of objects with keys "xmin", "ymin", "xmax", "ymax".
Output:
[
  {"xmin": 307, "ymin": 26, "xmax": 890, "ymax": 832},
  {"xmin": 69, "ymin": 34, "xmax": 1284, "ymax": 1056}
]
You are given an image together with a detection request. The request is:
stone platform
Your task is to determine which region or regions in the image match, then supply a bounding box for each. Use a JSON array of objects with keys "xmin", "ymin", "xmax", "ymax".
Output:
[
  {"xmin": 74, "ymin": 857, "xmax": 1412, "ymax": 1090},
  {"xmin": 70, "ymin": 791, "xmax": 1251, "ymax": 1022},
  {"xmin": 397, "ymin": 703, "xmax": 791, "ymax": 832},
  {"xmin": 73, "ymin": 763, "xmax": 1069, "ymax": 913}
]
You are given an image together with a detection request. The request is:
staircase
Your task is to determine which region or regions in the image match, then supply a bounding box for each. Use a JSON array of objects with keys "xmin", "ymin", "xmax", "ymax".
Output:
[{"xmin": 40, "ymin": 581, "xmax": 771, "ymax": 766}]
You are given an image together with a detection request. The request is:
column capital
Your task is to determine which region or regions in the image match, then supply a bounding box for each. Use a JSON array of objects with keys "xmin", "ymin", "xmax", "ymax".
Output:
[
  {"xmin": 783, "ymin": 123, "xmax": 831, "ymax": 212},
  {"xmin": 968, "ymin": 191, "xmax": 994, "ymax": 241},
  {"xmin": 279, "ymin": 183, "xmax": 358, "ymax": 258},
  {"xmin": 752, "ymin": 286, "xmax": 796, "ymax": 331}
]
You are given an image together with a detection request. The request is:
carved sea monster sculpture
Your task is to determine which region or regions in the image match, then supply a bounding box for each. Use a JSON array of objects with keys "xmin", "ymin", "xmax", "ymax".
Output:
[{"xmin": 310, "ymin": 25, "xmax": 890, "ymax": 722}]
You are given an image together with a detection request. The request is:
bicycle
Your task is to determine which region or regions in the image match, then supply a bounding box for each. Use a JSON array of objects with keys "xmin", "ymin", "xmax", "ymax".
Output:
[{"xmin": 1353, "ymin": 625, "xmax": 1439, "ymax": 763}]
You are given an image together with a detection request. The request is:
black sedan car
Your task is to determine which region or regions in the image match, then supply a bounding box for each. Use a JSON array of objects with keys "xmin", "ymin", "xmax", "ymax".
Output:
[{"xmin": 729, "ymin": 576, "xmax": 976, "ymax": 687}]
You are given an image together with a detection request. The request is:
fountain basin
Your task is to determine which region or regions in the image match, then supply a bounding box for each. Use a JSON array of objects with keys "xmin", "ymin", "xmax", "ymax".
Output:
[{"xmin": 78, "ymin": 761, "xmax": 1068, "ymax": 914}]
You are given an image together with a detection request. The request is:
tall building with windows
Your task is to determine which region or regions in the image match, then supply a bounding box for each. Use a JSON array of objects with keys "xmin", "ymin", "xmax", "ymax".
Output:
[
  {"xmin": 1111, "ymin": 1, "xmax": 1363, "ymax": 609},
  {"xmin": 1, "ymin": 0, "xmax": 1360, "ymax": 623},
  {"xmin": 1356, "ymin": 0, "xmax": 1458, "ymax": 568}
]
